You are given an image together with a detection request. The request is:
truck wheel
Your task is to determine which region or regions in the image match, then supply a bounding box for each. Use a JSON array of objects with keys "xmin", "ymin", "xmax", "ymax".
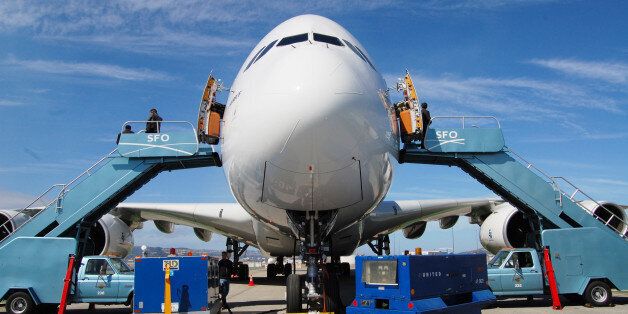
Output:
[
  {"xmin": 584, "ymin": 281, "xmax": 612, "ymax": 307},
  {"xmin": 7, "ymin": 292, "xmax": 36, "ymax": 314},
  {"xmin": 286, "ymin": 274, "xmax": 302, "ymax": 312}
]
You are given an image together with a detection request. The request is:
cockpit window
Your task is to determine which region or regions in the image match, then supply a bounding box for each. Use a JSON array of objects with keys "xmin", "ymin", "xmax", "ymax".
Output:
[
  {"xmin": 254, "ymin": 39, "xmax": 278, "ymax": 63},
  {"xmin": 343, "ymin": 39, "xmax": 366, "ymax": 62},
  {"xmin": 244, "ymin": 46, "xmax": 266, "ymax": 71},
  {"xmin": 354, "ymin": 45, "xmax": 377, "ymax": 70},
  {"xmin": 313, "ymin": 33, "xmax": 343, "ymax": 46},
  {"xmin": 277, "ymin": 33, "xmax": 309, "ymax": 46}
]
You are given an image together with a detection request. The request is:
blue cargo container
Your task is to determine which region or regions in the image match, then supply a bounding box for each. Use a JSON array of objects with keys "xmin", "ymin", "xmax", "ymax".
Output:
[
  {"xmin": 133, "ymin": 256, "xmax": 221, "ymax": 313},
  {"xmin": 347, "ymin": 254, "xmax": 495, "ymax": 313}
]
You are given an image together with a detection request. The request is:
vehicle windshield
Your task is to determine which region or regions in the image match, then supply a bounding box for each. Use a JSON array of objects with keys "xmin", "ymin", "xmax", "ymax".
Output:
[
  {"xmin": 488, "ymin": 250, "xmax": 510, "ymax": 268},
  {"xmin": 110, "ymin": 258, "xmax": 133, "ymax": 274}
]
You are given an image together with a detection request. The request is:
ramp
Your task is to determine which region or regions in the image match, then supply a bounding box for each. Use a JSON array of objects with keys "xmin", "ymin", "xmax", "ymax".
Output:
[
  {"xmin": 0, "ymin": 121, "xmax": 221, "ymax": 248},
  {"xmin": 401, "ymin": 117, "xmax": 627, "ymax": 246}
]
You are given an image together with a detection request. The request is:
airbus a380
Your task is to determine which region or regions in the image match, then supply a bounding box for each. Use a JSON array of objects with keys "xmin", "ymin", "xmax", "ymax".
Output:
[{"xmin": 3, "ymin": 14, "xmax": 627, "ymax": 312}]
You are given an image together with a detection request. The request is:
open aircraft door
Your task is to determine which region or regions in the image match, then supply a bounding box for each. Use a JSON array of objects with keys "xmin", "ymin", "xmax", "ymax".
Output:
[{"xmin": 197, "ymin": 75, "xmax": 225, "ymax": 144}]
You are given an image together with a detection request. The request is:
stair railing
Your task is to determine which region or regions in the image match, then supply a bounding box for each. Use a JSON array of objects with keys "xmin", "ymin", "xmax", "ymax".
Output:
[
  {"xmin": 551, "ymin": 176, "xmax": 627, "ymax": 238},
  {"xmin": 0, "ymin": 148, "xmax": 118, "ymax": 242}
]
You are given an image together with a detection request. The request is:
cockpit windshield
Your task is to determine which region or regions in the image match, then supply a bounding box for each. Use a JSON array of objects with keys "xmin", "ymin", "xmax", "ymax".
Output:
[
  {"xmin": 277, "ymin": 33, "xmax": 309, "ymax": 46},
  {"xmin": 313, "ymin": 33, "xmax": 343, "ymax": 46}
]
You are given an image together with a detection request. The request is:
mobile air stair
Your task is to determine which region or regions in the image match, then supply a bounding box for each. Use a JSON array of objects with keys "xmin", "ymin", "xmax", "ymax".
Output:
[
  {"xmin": 400, "ymin": 116, "xmax": 628, "ymax": 295},
  {"xmin": 0, "ymin": 121, "xmax": 221, "ymax": 306}
]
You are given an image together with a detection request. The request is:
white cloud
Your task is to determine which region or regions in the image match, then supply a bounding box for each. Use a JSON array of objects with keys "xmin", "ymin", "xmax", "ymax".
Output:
[
  {"xmin": 6, "ymin": 58, "xmax": 173, "ymax": 81},
  {"xmin": 0, "ymin": 189, "xmax": 34, "ymax": 209},
  {"xmin": 0, "ymin": 99, "xmax": 23, "ymax": 106},
  {"xmin": 530, "ymin": 58, "xmax": 628, "ymax": 84},
  {"xmin": 385, "ymin": 72, "xmax": 623, "ymax": 120}
]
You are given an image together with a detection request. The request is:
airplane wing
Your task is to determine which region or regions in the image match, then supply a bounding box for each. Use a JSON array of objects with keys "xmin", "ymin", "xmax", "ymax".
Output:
[
  {"xmin": 360, "ymin": 198, "xmax": 501, "ymax": 241},
  {"xmin": 112, "ymin": 202, "xmax": 257, "ymax": 246}
]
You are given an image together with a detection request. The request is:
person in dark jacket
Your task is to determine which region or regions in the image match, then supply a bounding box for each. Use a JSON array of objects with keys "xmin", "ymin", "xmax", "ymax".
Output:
[
  {"xmin": 218, "ymin": 251, "xmax": 234, "ymax": 313},
  {"xmin": 146, "ymin": 108, "xmax": 163, "ymax": 133},
  {"xmin": 122, "ymin": 125, "xmax": 134, "ymax": 134},
  {"xmin": 420, "ymin": 102, "xmax": 431, "ymax": 149}
]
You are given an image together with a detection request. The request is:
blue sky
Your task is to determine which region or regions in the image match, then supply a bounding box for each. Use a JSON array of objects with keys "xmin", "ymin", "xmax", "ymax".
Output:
[{"xmin": 1, "ymin": 0, "xmax": 627, "ymax": 255}]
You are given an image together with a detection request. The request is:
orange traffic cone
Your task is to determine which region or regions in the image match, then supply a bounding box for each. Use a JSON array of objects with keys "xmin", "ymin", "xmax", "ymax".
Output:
[{"xmin": 248, "ymin": 275, "xmax": 255, "ymax": 287}]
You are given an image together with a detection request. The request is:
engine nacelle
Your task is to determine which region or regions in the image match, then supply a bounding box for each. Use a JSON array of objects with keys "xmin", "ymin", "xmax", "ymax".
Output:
[
  {"xmin": 154, "ymin": 220, "xmax": 175, "ymax": 234},
  {"xmin": 439, "ymin": 216, "xmax": 459, "ymax": 229},
  {"xmin": 89, "ymin": 214, "xmax": 134, "ymax": 257},
  {"xmin": 402, "ymin": 221, "xmax": 427, "ymax": 239},
  {"xmin": 0, "ymin": 210, "xmax": 29, "ymax": 241},
  {"xmin": 193, "ymin": 228, "xmax": 212, "ymax": 242},
  {"xmin": 578, "ymin": 200, "xmax": 627, "ymax": 235},
  {"xmin": 479, "ymin": 204, "xmax": 532, "ymax": 254}
]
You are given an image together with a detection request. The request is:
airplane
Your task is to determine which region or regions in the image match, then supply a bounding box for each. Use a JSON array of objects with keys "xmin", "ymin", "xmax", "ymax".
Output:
[{"xmin": 2, "ymin": 14, "xmax": 627, "ymax": 312}]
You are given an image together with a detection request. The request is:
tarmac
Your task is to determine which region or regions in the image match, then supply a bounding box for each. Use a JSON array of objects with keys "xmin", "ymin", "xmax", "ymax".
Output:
[{"xmin": 2, "ymin": 268, "xmax": 627, "ymax": 313}]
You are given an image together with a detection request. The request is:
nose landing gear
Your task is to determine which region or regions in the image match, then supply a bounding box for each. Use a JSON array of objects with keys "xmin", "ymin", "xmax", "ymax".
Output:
[
  {"xmin": 226, "ymin": 238, "xmax": 249, "ymax": 280},
  {"xmin": 286, "ymin": 211, "xmax": 345, "ymax": 313}
]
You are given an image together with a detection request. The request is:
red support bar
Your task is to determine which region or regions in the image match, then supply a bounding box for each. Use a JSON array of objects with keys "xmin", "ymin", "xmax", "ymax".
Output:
[
  {"xmin": 543, "ymin": 247, "xmax": 563, "ymax": 310},
  {"xmin": 58, "ymin": 254, "xmax": 76, "ymax": 314}
]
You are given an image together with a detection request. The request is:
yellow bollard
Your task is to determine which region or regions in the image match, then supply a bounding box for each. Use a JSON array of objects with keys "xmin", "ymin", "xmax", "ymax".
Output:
[
  {"xmin": 415, "ymin": 247, "xmax": 422, "ymax": 256},
  {"xmin": 164, "ymin": 264, "xmax": 172, "ymax": 314}
]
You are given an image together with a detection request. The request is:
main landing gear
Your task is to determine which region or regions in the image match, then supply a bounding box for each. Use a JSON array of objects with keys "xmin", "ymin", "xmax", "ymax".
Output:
[
  {"xmin": 285, "ymin": 211, "xmax": 344, "ymax": 314},
  {"xmin": 266, "ymin": 256, "xmax": 293, "ymax": 279},
  {"xmin": 366, "ymin": 234, "xmax": 391, "ymax": 256},
  {"xmin": 226, "ymin": 238, "xmax": 249, "ymax": 280}
]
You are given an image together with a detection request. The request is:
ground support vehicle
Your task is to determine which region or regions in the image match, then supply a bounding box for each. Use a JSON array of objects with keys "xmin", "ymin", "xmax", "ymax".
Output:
[
  {"xmin": 346, "ymin": 254, "xmax": 495, "ymax": 313},
  {"xmin": 0, "ymin": 122, "xmax": 221, "ymax": 313},
  {"xmin": 133, "ymin": 256, "xmax": 221, "ymax": 313},
  {"xmin": 401, "ymin": 116, "xmax": 628, "ymax": 308}
]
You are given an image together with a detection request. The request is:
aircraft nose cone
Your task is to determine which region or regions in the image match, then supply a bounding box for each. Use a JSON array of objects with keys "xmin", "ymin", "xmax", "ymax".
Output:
[{"xmin": 257, "ymin": 45, "xmax": 373, "ymax": 173}]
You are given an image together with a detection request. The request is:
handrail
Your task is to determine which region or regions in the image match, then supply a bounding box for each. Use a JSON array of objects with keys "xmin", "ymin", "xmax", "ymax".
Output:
[
  {"xmin": 552, "ymin": 176, "xmax": 627, "ymax": 237},
  {"xmin": 121, "ymin": 120, "xmax": 197, "ymax": 133},
  {"xmin": 429, "ymin": 116, "xmax": 501, "ymax": 129},
  {"xmin": 506, "ymin": 148, "xmax": 626, "ymax": 238},
  {"xmin": 506, "ymin": 148, "xmax": 558, "ymax": 186},
  {"xmin": 0, "ymin": 184, "xmax": 66, "ymax": 237},
  {"xmin": 0, "ymin": 148, "xmax": 118, "ymax": 242}
]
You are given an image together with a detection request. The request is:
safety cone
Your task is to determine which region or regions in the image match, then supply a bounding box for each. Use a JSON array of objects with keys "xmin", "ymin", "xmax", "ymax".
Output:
[{"xmin": 248, "ymin": 275, "xmax": 255, "ymax": 287}]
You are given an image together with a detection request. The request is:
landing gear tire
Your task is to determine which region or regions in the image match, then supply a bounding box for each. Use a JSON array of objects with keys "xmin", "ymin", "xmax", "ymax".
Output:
[
  {"xmin": 286, "ymin": 273, "xmax": 302, "ymax": 313},
  {"xmin": 284, "ymin": 262, "xmax": 292, "ymax": 276},
  {"xmin": 341, "ymin": 262, "xmax": 351, "ymax": 279},
  {"xmin": 323, "ymin": 270, "xmax": 344, "ymax": 314},
  {"xmin": 237, "ymin": 263, "xmax": 249, "ymax": 280},
  {"xmin": 267, "ymin": 263, "xmax": 277, "ymax": 279},
  {"xmin": 584, "ymin": 281, "xmax": 612, "ymax": 307},
  {"xmin": 6, "ymin": 292, "xmax": 36, "ymax": 314}
]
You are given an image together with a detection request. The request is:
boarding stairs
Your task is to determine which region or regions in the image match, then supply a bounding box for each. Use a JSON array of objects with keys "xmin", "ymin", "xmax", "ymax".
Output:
[
  {"xmin": 0, "ymin": 121, "xmax": 221, "ymax": 250},
  {"xmin": 400, "ymin": 117, "xmax": 628, "ymax": 246}
]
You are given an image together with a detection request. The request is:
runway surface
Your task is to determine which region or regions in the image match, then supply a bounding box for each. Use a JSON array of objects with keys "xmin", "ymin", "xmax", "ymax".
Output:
[{"xmin": 2, "ymin": 268, "xmax": 627, "ymax": 313}]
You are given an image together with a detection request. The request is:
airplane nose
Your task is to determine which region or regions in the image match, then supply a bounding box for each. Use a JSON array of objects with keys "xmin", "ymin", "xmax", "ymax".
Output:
[
  {"xmin": 258, "ymin": 45, "xmax": 372, "ymax": 173},
  {"xmin": 253, "ymin": 45, "xmax": 382, "ymax": 211}
]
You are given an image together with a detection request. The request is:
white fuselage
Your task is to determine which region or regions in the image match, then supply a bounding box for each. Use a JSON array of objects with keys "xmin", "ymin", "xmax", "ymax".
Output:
[{"xmin": 221, "ymin": 15, "xmax": 398, "ymax": 249}]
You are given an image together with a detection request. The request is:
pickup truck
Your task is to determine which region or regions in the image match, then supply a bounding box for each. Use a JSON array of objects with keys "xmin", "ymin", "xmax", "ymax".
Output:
[
  {"xmin": 487, "ymin": 248, "xmax": 614, "ymax": 307},
  {"xmin": 3, "ymin": 255, "xmax": 134, "ymax": 314}
]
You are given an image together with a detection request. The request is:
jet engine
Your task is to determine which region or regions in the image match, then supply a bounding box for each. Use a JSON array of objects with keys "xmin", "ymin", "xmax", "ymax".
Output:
[
  {"xmin": 402, "ymin": 221, "xmax": 427, "ymax": 239},
  {"xmin": 0, "ymin": 210, "xmax": 29, "ymax": 241},
  {"xmin": 193, "ymin": 227, "xmax": 212, "ymax": 242},
  {"xmin": 88, "ymin": 214, "xmax": 134, "ymax": 257},
  {"xmin": 578, "ymin": 200, "xmax": 627, "ymax": 235},
  {"xmin": 479, "ymin": 204, "xmax": 532, "ymax": 254}
]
